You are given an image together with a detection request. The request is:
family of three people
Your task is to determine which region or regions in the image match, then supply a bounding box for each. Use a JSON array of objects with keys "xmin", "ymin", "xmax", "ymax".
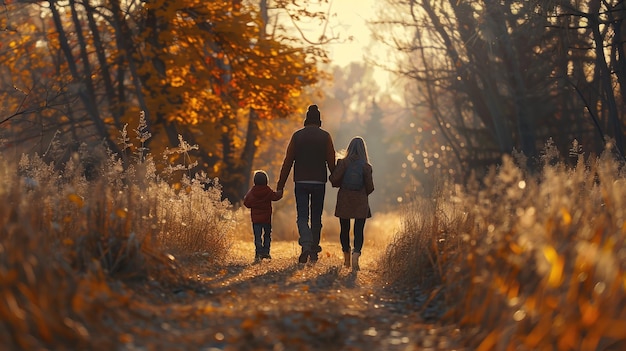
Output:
[{"xmin": 243, "ymin": 104, "xmax": 375, "ymax": 270}]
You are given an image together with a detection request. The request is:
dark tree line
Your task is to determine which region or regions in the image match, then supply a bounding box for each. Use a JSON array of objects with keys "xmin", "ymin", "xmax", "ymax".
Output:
[{"xmin": 373, "ymin": 0, "xmax": 626, "ymax": 180}]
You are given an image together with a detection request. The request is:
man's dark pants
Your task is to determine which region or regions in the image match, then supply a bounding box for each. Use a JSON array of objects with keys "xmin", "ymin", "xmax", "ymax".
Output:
[{"xmin": 294, "ymin": 182, "xmax": 325, "ymax": 261}]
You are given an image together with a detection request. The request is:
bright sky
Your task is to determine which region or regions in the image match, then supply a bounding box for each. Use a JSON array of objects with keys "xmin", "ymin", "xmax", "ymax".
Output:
[
  {"xmin": 277, "ymin": 0, "xmax": 397, "ymax": 98},
  {"xmin": 322, "ymin": 0, "xmax": 398, "ymax": 96},
  {"xmin": 324, "ymin": 0, "xmax": 378, "ymax": 67}
]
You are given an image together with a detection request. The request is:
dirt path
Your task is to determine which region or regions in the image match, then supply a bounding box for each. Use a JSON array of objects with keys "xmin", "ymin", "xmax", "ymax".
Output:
[{"xmin": 113, "ymin": 240, "xmax": 463, "ymax": 351}]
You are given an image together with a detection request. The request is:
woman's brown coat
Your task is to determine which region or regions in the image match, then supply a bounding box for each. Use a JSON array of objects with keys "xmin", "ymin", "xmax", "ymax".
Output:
[{"xmin": 329, "ymin": 157, "xmax": 374, "ymax": 219}]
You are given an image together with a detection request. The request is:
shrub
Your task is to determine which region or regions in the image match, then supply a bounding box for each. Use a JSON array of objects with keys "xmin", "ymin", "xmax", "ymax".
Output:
[
  {"xmin": 0, "ymin": 115, "xmax": 234, "ymax": 349},
  {"xmin": 384, "ymin": 141, "xmax": 626, "ymax": 349}
]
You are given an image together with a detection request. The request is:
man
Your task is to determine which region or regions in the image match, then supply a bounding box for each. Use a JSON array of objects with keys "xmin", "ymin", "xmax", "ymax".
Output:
[{"xmin": 276, "ymin": 104, "xmax": 336, "ymax": 263}]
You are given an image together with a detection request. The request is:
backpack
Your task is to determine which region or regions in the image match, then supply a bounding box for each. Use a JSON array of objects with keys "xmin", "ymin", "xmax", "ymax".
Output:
[{"xmin": 341, "ymin": 158, "xmax": 365, "ymax": 190}]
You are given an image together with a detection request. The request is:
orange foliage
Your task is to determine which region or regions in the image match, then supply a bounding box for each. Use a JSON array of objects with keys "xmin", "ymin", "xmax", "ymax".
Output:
[
  {"xmin": 137, "ymin": 0, "xmax": 319, "ymax": 125},
  {"xmin": 1, "ymin": 1, "xmax": 324, "ymax": 198}
]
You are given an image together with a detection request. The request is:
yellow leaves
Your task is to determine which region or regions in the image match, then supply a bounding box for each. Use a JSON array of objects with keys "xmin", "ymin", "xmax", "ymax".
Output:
[
  {"xmin": 198, "ymin": 304, "xmax": 216, "ymax": 314},
  {"xmin": 170, "ymin": 76, "xmax": 185, "ymax": 87},
  {"xmin": 476, "ymin": 330, "xmax": 498, "ymax": 351},
  {"xmin": 115, "ymin": 208, "xmax": 128, "ymax": 219},
  {"xmin": 524, "ymin": 315, "xmax": 552, "ymax": 348},
  {"xmin": 290, "ymin": 89, "xmax": 301, "ymax": 98},
  {"xmin": 67, "ymin": 193, "xmax": 84, "ymax": 208},
  {"xmin": 580, "ymin": 300, "xmax": 599, "ymax": 326},
  {"xmin": 557, "ymin": 324, "xmax": 580, "ymax": 350},
  {"xmin": 602, "ymin": 236, "xmax": 615, "ymax": 253},
  {"xmin": 560, "ymin": 207, "xmax": 571, "ymax": 226},
  {"xmin": 126, "ymin": 0, "xmax": 319, "ymax": 128},
  {"xmin": 543, "ymin": 245, "xmax": 564, "ymax": 288}
]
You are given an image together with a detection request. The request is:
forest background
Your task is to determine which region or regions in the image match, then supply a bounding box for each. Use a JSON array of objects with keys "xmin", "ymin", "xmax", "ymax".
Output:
[
  {"xmin": 2, "ymin": 0, "xmax": 625, "ymax": 206},
  {"xmin": 2, "ymin": 0, "xmax": 626, "ymax": 349}
]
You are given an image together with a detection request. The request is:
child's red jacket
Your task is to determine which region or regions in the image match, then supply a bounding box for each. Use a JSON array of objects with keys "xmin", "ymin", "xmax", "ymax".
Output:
[{"xmin": 243, "ymin": 185, "xmax": 282, "ymax": 224}]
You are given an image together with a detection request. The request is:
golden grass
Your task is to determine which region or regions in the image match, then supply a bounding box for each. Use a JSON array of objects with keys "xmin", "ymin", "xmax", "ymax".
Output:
[
  {"xmin": 5, "ymin": 123, "xmax": 626, "ymax": 350},
  {"xmin": 0, "ymin": 134, "xmax": 234, "ymax": 349},
  {"xmin": 381, "ymin": 144, "xmax": 626, "ymax": 349}
]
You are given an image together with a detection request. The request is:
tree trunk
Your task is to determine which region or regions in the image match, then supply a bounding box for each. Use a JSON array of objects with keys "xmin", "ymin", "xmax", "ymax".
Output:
[
  {"xmin": 589, "ymin": 1, "xmax": 625, "ymax": 156},
  {"xmin": 49, "ymin": 0, "xmax": 120, "ymax": 155},
  {"xmin": 489, "ymin": 0, "xmax": 536, "ymax": 157},
  {"xmin": 239, "ymin": 108, "xmax": 261, "ymax": 196},
  {"xmin": 446, "ymin": 0, "xmax": 514, "ymax": 153},
  {"xmin": 109, "ymin": 0, "xmax": 153, "ymax": 137},
  {"xmin": 609, "ymin": 2, "xmax": 626, "ymax": 145},
  {"xmin": 84, "ymin": 1, "xmax": 122, "ymax": 130}
]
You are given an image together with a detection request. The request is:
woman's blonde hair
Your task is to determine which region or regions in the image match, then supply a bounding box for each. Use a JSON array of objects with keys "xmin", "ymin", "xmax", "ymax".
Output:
[{"xmin": 340, "ymin": 136, "xmax": 369, "ymax": 162}]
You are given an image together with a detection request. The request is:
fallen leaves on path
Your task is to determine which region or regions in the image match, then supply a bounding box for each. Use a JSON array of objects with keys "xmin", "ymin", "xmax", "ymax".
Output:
[{"xmin": 90, "ymin": 240, "xmax": 466, "ymax": 350}]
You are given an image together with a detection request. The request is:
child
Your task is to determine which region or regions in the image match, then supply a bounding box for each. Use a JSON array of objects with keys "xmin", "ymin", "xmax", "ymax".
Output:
[
  {"xmin": 243, "ymin": 170, "xmax": 283, "ymax": 263},
  {"xmin": 329, "ymin": 136, "xmax": 374, "ymax": 271}
]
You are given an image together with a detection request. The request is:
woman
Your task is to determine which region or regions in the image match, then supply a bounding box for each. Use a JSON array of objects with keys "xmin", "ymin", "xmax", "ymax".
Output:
[{"xmin": 329, "ymin": 136, "xmax": 375, "ymax": 271}]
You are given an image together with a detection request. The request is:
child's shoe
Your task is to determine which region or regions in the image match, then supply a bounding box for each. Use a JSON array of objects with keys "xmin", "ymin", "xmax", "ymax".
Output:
[
  {"xmin": 262, "ymin": 254, "xmax": 272, "ymax": 260},
  {"xmin": 253, "ymin": 254, "xmax": 261, "ymax": 264}
]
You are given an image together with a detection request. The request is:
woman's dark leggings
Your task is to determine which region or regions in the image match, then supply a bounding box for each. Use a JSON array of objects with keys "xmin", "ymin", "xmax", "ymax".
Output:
[{"xmin": 339, "ymin": 218, "xmax": 366, "ymax": 254}]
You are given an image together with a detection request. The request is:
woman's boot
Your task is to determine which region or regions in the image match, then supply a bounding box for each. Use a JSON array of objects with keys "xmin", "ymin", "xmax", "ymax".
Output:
[
  {"xmin": 351, "ymin": 252, "xmax": 360, "ymax": 271},
  {"xmin": 343, "ymin": 252, "xmax": 351, "ymax": 268}
]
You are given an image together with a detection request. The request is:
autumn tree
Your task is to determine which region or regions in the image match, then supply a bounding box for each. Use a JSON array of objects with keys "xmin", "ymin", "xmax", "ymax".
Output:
[
  {"xmin": 135, "ymin": 0, "xmax": 326, "ymax": 200},
  {"xmin": 0, "ymin": 0, "xmax": 329, "ymax": 202}
]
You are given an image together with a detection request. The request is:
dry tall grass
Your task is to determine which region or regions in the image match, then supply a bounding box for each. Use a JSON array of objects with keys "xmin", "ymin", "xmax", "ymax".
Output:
[
  {"xmin": 381, "ymin": 141, "xmax": 626, "ymax": 350},
  {"xmin": 0, "ymin": 121, "xmax": 234, "ymax": 349}
]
